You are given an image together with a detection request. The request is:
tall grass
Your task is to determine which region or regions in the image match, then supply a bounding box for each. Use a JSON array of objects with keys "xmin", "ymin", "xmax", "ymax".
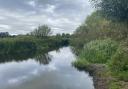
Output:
[
  {"xmin": 79, "ymin": 39, "xmax": 118, "ymax": 64},
  {"xmin": 109, "ymin": 41, "xmax": 128, "ymax": 81},
  {"xmin": 73, "ymin": 39, "xmax": 118, "ymax": 70}
]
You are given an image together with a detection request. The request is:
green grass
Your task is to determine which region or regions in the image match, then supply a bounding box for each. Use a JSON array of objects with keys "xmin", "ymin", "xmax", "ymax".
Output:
[
  {"xmin": 109, "ymin": 80, "xmax": 121, "ymax": 89},
  {"xmin": 79, "ymin": 39, "xmax": 118, "ymax": 64},
  {"xmin": 73, "ymin": 59, "xmax": 89, "ymax": 70}
]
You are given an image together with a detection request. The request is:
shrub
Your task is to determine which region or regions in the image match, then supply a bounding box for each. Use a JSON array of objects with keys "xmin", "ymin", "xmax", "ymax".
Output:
[
  {"xmin": 109, "ymin": 42, "xmax": 128, "ymax": 81},
  {"xmin": 80, "ymin": 39, "xmax": 118, "ymax": 64},
  {"xmin": 109, "ymin": 44, "xmax": 128, "ymax": 72}
]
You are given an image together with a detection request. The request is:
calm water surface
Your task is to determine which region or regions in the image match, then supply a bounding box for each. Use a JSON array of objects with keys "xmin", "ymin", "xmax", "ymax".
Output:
[{"xmin": 0, "ymin": 47, "xmax": 94, "ymax": 89}]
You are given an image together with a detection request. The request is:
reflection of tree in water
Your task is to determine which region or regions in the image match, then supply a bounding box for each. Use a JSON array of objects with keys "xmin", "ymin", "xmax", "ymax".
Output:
[
  {"xmin": 0, "ymin": 51, "xmax": 52, "ymax": 65},
  {"xmin": 70, "ymin": 47, "xmax": 79, "ymax": 56},
  {"xmin": 0, "ymin": 51, "xmax": 36, "ymax": 63},
  {"xmin": 0, "ymin": 44, "xmax": 65, "ymax": 64},
  {"xmin": 34, "ymin": 53, "xmax": 52, "ymax": 65},
  {"xmin": 55, "ymin": 49, "xmax": 60, "ymax": 53}
]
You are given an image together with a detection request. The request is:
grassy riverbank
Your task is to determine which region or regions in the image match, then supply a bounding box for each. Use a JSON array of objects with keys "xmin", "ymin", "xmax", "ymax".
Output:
[{"xmin": 71, "ymin": 0, "xmax": 128, "ymax": 88}]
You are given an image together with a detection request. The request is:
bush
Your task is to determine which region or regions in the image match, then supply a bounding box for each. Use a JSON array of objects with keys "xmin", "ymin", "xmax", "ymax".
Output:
[
  {"xmin": 109, "ymin": 44, "xmax": 128, "ymax": 72},
  {"xmin": 79, "ymin": 39, "xmax": 118, "ymax": 64},
  {"xmin": 109, "ymin": 42, "xmax": 128, "ymax": 81}
]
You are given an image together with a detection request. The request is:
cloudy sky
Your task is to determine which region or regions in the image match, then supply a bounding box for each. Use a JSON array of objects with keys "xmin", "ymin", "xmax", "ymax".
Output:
[{"xmin": 0, "ymin": 0, "xmax": 93, "ymax": 35}]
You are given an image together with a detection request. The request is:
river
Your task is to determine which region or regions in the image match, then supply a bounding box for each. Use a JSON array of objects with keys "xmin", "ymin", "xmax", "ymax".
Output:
[{"xmin": 0, "ymin": 47, "xmax": 94, "ymax": 89}]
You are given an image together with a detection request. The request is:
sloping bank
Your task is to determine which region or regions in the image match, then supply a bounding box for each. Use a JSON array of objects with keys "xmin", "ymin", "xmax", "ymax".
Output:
[
  {"xmin": 72, "ymin": 39, "xmax": 128, "ymax": 89},
  {"xmin": 74, "ymin": 64, "xmax": 110, "ymax": 89}
]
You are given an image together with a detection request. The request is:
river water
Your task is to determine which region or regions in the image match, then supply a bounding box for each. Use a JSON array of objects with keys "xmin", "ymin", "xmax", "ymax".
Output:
[{"xmin": 0, "ymin": 47, "xmax": 94, "ymax": 89}]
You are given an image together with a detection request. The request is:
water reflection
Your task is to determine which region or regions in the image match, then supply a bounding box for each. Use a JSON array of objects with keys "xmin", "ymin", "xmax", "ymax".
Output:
[
  {"xmin": 0, "ymin": 47, "xmax": 94, "ymax": 89},
  {"xmin": 35, "ymin": 54, "xmax": 52, "ymax": 65},
  {"xmin": 0, "ymin": 50, "xmax": 53, "ymax": 65}
]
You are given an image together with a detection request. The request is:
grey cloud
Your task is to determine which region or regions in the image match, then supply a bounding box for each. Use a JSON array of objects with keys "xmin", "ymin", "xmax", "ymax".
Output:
[{"xmin": 0, "ymin": 0, "xmax": 94, "ymax": 34}]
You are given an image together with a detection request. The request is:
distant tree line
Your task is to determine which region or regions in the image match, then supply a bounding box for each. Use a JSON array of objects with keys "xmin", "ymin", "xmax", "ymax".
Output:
[
  {"xmin": 0, "ymin": 24, "xmax": 71, "ymax": 56},
  {"xmin": 0, "ymin": 32, "xmax": 10, "ymax": 38}
]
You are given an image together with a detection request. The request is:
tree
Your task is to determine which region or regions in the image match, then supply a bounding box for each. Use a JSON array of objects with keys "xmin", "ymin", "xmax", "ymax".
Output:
[
  {"xmin": 0, "ymin": 32, "xmax": 9, "ymax": 38},
  {"xmin": 31, "ymin": 25, "xmax": 52, "ymax": 37},
  {"xmin": 91, "ymin": 0, "xmax": 128, "ymax": 21}
]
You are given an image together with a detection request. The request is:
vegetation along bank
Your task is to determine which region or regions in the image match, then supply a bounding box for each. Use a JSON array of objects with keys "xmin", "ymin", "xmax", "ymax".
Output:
[{"xmin": 71, "ymin": 0, "xmax": 128, "ymax": 89}]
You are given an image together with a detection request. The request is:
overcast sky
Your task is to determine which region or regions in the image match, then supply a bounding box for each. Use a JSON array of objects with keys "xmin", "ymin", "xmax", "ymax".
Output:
[{"xmin": 0, "ymin": 0, "xmax": 93, "ymax": 35}]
